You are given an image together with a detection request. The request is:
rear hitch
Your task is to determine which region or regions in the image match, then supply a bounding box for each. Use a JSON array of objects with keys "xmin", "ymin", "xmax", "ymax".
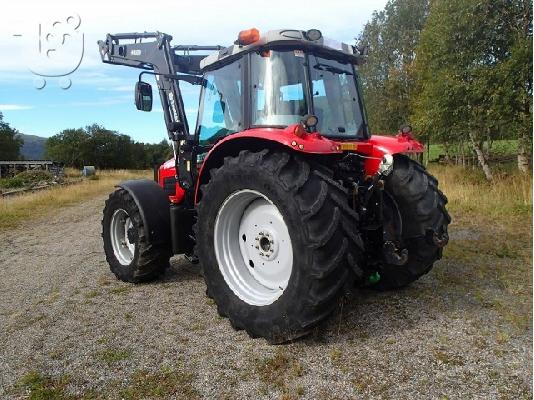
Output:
[{"xmin": 382, "ymin": 240, "xmax": 408, "ymax": 266}]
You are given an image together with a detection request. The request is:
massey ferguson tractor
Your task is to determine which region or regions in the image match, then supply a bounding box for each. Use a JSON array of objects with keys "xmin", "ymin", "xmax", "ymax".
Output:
[{"xmin": 98, "ymin": 28, "xmax": 450, "ymax": 343}]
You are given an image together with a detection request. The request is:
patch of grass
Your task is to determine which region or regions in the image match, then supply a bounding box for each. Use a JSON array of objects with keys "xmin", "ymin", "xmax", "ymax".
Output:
[
  {"xmin": 109, "ymin": 285, "xmax": 132, "ymax": 295},
  {"xmin": 84, "ymin": 289, "xmax": 100, "ymax": 299},
  {"xmin": 496, "ymin": 330, "xmax": 510, "ymax": 344},
  {"xmin": 330, "ymin": 347, "xmax": 342, "ymax": 362},
  {"xmin": 351, "ymin": 373, "xmax": 374, "ymax": 392},
  {"xmin": 47, "ymin": 289, "xmax": 61, "ymax": 303},
  {"xmin": 119, "ymin": 367, "xmax": 199, "ymax": 400},
  {"xmin": 433, "ymin": 349, "xmax": 465, "ymax": 366},
  {"xmin": 15, "ymin": 371, "xmax": 72, "ymax": 400},
  {"xmin": 0, "ymin": 169, "xmax": 149, "ymax": 231},
  {"xmin": 190, "ymin": 322, "xmax": 206, "ymax": 332},
  {"xmin": 98, "ymin": 348, "xmax": 131, "ymax": 365},
  {"xmin": 254, "ymin": 348, "xmax": 304, "ymax": 396},
  {"xmin": 97, "ymin": 276, "xmax": 112, "ymax": 286}
]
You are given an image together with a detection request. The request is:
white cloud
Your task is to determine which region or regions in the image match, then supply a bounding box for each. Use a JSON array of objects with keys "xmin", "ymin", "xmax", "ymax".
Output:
[{"xmin": 0, "ymin": 104, "xmax": 33, "ymax": 111}]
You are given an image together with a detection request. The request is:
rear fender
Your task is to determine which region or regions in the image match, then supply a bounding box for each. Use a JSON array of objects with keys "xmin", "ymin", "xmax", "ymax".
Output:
[
  {"xmin": 194, "ymin": 126, "xmax": 342, "ymax": 203},
  {"xmin": 193, "ymin": 127, "xmax": 425, "ymax": 202},
  {"xmin": 116, "ymin": 179, "xmax": 170, "ymax": 246},
  {"xmin": 362, "ymin": 134, "xmax": 424, "ymax": 175}
]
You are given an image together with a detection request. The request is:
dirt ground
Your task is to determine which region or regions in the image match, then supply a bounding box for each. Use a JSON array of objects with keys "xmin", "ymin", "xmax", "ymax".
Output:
[{"xmin": 0, "ymin": 195, "xmax": 531, "ymax": 399}]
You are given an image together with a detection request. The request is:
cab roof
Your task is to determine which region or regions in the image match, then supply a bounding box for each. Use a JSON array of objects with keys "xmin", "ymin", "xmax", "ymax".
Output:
[{"xmin": 200, "ymin": 29, "xmax": 367, "ymax": 71}]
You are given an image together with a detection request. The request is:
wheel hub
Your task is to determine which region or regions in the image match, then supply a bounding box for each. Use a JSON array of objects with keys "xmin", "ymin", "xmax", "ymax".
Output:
[{"xmin": 255, "ymin": 230, "xmax": 278, "ymax": 260}]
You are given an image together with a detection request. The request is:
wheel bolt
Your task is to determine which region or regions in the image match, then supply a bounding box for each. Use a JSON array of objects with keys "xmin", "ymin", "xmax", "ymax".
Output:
[
  {"xmin": 255, "ymin": 246, "xmax": 259, "ymax": 249},
  {"xmin": 259, "ymin": 252, "xmax": 264, "ymax": 256}
]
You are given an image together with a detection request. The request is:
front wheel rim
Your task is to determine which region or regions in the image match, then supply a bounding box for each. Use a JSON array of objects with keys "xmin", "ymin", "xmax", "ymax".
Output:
[
  {"xmin": 214, "ymin": 190, "xmax": 293, "ymax": 306},
  {"xmin": 110, "ymin": 208, "xmax": 135, "ymax": 265}
]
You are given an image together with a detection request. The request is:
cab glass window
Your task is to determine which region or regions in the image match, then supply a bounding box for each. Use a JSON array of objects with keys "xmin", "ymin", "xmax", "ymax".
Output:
[
  {"xmin": 251, "ymin": 51, "xmax": 308, "ymax": 126},
  {"xmin": 198, "ymin": 61, "xmax": 242, "ymax": 145}
]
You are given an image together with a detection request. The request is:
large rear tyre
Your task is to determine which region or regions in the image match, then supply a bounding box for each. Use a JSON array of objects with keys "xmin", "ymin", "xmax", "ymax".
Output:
[
  {"xmin": 372, "ymin": 155, "xmax": 451, "ymax": 291},
  {"xmin": 195, "ymin": 150, "xmax": 363, "ymax": 343},
  {"xmin": 102, "ymin": 189, "xmax": 170, "ymax": 283}
]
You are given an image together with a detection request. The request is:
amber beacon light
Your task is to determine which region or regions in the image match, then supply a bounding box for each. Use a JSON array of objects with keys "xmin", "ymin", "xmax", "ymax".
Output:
[{"xmin": 237, "ymin": 28, "xmax": 260, "ymax": 45}]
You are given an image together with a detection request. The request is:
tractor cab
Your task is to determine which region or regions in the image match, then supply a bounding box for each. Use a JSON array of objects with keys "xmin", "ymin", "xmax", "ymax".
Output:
[{"xmin": 195, "ymin": 28, "xmax": 369, "ymax": 147}]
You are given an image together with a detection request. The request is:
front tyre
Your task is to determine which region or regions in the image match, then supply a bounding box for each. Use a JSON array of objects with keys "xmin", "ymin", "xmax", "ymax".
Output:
[
  {"xmin": 102, "ymin": 189, "xmax": 170, "ymax": 283},
  {"xmin": 195, "ymin": 150, "xmax": 363, "ymax": 343},
  {"xmin": 373, "ymin": 155, "xmax": 451, "ymax": 290}
]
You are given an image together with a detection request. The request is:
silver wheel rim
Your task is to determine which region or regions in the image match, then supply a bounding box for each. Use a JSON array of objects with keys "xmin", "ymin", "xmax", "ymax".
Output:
[
  {"xmin": 214, "ymin": 190, "xmax": 294, "ymax": 306},
  {"xmin": 110, "ymin": 208, "xmax": 135, "ymax": 266}
]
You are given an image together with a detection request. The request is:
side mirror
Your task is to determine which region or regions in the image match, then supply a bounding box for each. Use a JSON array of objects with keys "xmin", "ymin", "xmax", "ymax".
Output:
[
  {"xmin": 135, "ymin": 81, "xmax": 153, "ymax": 112},
  {"xmin": 212, "ymin": 100, "xmax": 225, "ymax": 124}
]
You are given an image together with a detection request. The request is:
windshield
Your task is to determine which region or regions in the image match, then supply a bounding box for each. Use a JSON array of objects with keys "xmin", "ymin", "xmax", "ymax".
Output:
[
  {"xmin": 251, "ymin": 50, "xmax": 308, "ymax": 126},
  {"xmin": 309, "ymin": 55, "xmax": 365, "ymax": 138},
  {"xmin": 197, "ymin": 60, "xmax": 242, "ymax": 146}
]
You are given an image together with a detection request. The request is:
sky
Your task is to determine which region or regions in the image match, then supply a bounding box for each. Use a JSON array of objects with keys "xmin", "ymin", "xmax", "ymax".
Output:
[{"xmin": 0, "ymin": 0, "xmax": 387, "ymax": 144}]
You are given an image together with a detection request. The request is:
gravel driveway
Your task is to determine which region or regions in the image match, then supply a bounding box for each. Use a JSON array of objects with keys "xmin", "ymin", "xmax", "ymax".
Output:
[{"xmin": 0, "ymin": 195, "xmax": 531, "ymax": 399}]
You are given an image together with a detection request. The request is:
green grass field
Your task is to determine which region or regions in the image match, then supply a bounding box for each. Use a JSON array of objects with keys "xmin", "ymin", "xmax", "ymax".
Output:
[{"xmin": 423, "ymin": 139, "xmax": 518, "ymax": 163}]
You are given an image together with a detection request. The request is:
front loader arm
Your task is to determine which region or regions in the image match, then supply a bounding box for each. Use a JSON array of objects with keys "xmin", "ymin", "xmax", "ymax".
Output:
[
  {"xmin": 98, "ymin": 32, "xmax": 222, "ymax": 203},
  {"xmin": 98, "ymin": 32, "xmax": 191, "ymax": 136}
]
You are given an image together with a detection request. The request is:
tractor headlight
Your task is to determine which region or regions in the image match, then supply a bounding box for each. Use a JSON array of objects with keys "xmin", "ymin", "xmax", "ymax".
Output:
[{"xmin": 378, "ymin": 154, "xmax": 394, "ymax": 176}]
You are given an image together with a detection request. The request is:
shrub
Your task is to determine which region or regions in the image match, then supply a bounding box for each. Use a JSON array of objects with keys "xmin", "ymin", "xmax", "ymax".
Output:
[{"xmin": 0, "ymin": 170, "xmax": 55, "ymax": 190}]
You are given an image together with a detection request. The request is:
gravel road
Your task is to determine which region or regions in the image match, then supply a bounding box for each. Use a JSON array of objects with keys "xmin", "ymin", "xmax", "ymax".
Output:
[{"xmin": 0, "ymin": 195, "xmax": 531, "ymax": 399}]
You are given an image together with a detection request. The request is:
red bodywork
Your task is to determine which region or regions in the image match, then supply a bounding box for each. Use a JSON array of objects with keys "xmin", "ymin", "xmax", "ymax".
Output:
[{"xmin": 158, "ymin": 125, "xmax": 424, "ymax": 204}]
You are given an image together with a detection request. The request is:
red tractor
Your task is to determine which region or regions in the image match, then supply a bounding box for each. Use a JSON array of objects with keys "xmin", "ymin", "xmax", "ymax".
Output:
[{"xmin": 98, "ymin": 28, "xmax": 450, "ymax": 343}]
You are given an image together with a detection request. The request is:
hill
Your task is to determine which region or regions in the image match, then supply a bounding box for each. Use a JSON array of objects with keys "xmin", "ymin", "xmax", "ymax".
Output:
[{"xmin": 17, "ymin": 133, "xmax": 47, "ymax": 160}]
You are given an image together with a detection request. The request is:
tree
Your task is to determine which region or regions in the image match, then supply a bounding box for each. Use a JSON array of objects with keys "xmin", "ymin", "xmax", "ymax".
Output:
[
  {"xmin": 85, "ymin": 124, "xmax": 134, "ymax": 169},
  {"xmin": 412, "ymin": 0, "xmax": 532, "ymax": 180},
  {"xmin": 0, "ymin": 112, "xmax": 23, "ymax": 160},
  {"xmin": 45, "ymin": 128, "xmax": 90, "ymax": 168},
  {"xmin": 45, "ymin": 124, "xmax": 173, "ymax": 169},
  {"xmin": 358, "ymin": 0, "xmax": 430, "ymax": 133},
  {"xmin": 488, "ymin": 1, "xmax": 532, "ymax": 173}
]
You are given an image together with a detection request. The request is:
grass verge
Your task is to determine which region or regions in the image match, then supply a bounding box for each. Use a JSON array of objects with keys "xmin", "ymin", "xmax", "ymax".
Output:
[
  {"xmin": 0, "ymin": 170, "xmax": 149, "ymax": 231},
  {"xmin": 431, "ymin": 165, "xmax": 532, "ymax": 334},
  {"xmin": 429, "ymin": 164, "xmax": 532, "ymax": 223}
]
